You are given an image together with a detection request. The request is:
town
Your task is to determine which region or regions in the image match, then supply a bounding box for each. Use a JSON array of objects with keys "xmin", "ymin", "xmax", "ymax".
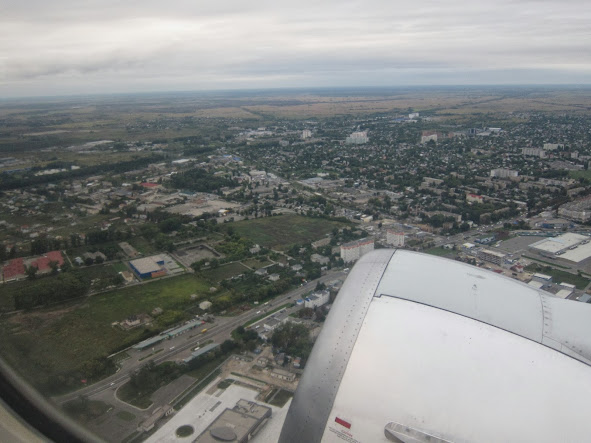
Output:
[{"xmin": 1, "ymin": 87, "xmax": 591, "ymax": 441}]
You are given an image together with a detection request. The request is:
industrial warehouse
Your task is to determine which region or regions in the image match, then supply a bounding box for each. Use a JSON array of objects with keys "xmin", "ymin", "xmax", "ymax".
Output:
[
  {"xmin": 128, "ymin": 254, "xmax": 183, "ymax": 278},
  {"xmin": 529, "ymin": 233, "xmax": 591, "ymax": 263}
]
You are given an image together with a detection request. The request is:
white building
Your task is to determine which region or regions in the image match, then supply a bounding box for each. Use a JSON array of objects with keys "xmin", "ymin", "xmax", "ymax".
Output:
[
  {"xmin": 304, "ymin": 290, "xmax": 330, "ymax": 308},
  {"xmin": 543, "ymin": 143, "xmax": 564, "ymax": 151},
  {"xmin": 341, "ymin": 238, "xmax": 375, "ymax": 263},
  {"xmin": 421, "ymin": 133, "xmax": 438, "ymax": 143},
  {"xmin": 490, "ymin": 168, "xmax": 518, "ymax": 178},
  {"xmin": 558, "ymin": 198, "xmax": 591, "ymax": 223},
  {"xmin": 522, "ymin": 148, "xmax": 547, "ymax": 158},
  {"xmin": 346, "ymin": 131, "xmax": 369, "ymax": 145},
  {"xmin": 478, "ymin": 249, "xmax": 506, "ymax": 265},
  {"xmin": 302, "ymin": 130, "xmax": 312, "ymax": 139},
  {"xmin": 386, "ymin": 230, "xmax": 405, "ymax": 247},
  {"xmin": 408, "ymin": 112, "xmax": 419, "ymax": 119}
]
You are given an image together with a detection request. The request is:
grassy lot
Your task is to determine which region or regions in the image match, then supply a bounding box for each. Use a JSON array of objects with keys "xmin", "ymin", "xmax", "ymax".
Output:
[
  {"xmin": 425, "ymin": 247, "xmax": 456, "ymax": 257},
  {"xmin": 525, "ymin": 264, "xmax": 589, "ymax": 289},
  {"xmin": 522, "ymin": 255, "xmax": 569, "ymax": 269},
  {"xmin": 569, "ymin": 170, "xmax": 591, "ymax": 181},
  {"xmin": 62, "ymin": 398, "xmax": 111, "ymax": 424},
  {"xmin": 112, "ymin": 262, "xmax": 129, "ymax": 273},
  {"xmin": 116, "ymin": 411, "xmax": 136, "ymax": 422},
  {"xmin": 127, "ymin": 237, "xmax": 157, "ymax": 255},
  {"xmin": 0, "ymin": 273, "xmax": 210, "ymax": 394},
  {"xmin": 241, "ymin": 257, "xmax": 272, "ymax": 269},
  {"xmin": 204, "ymin": 262, "xmax": 249, "ymax": 282},
  {"xmin": 268, "ymin": 389, "xmax": 294, "ymax": 407},
  {"xmin": 230, "ymin": 215, "xmax": 347, "ymax": 250}
]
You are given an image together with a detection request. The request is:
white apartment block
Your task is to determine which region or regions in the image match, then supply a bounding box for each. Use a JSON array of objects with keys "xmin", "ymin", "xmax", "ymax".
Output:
[
  {"xmin": 421, "ymin": 134, "xmax": 438, "ymax": 143},
  {"xmin": 386, "ymin": 230, "xmax": 405, "ymax": 247},
  {"xmin": 304, "ymin": 290, "xmax": 330, "ymax": 308},
  {"xmin": 522, "ymin": 148, "xmax": 547, "ymax": 158},
  {"xmin": 490, "ymin": 168, "xmax": 518, "ymax": 178},
  {"xmin": 346, "ymin": 131, "xmax": 369, "ymax": 144},
  {"xmin": 341, "ymin": 238, "xmax": 375, "ymax": 263}
]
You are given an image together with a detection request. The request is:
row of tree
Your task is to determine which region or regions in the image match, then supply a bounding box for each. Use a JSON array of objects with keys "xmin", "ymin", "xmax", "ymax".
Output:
[{"xmin": 14, "ymin": 272, "xmax": 89, "ymax": 310}]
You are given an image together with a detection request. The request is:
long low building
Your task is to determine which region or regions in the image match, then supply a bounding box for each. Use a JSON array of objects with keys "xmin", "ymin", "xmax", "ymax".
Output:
[
  {"xmin": 529, "ymin": 233, "xmax": 591, "ymax": 263},
  {"xmin": 133, "ymin": 335, "xmax": 165, "ymax": 351},
  {"xmin": 183, "ymin": 343, "xmax": 219, "ymax": 364},
  {"xmin": 478, "ymin": 248, "xmax": 506, "ymax": 265},
  {"xmin": 165, "ymin": 319, "xmax": 204, "ymax": 339}
]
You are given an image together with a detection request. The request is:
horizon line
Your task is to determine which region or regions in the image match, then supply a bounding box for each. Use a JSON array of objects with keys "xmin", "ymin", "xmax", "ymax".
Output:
[{"xmin": 2, "ymin": 83, "xmax": 591, "ymax": 102}]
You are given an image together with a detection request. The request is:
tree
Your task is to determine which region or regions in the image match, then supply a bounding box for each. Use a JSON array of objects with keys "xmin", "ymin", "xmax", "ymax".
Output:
[
  {"xmin": 49, "ymin": 260, "xmax": 59, "ymax": 275},
  {"xmin": 26, "ymin": 265, "xmax": 38, "ymax": 280}
]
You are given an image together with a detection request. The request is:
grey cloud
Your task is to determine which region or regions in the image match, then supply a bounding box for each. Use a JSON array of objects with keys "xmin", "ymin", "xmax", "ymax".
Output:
[{"xmin": 0, "ymin": 0, "xmax": 590, "ymax": 96}]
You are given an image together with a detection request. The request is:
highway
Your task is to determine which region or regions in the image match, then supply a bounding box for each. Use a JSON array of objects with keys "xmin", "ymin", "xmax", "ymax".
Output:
[{"xmin": 53, "ymin": 270, "xmax": 346, "ymax": 405}]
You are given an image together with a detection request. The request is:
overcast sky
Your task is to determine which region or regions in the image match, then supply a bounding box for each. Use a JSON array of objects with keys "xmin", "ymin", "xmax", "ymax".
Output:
[{"xmin": 1, "ymin": 0, "xmax": 590, "ymax": 97}]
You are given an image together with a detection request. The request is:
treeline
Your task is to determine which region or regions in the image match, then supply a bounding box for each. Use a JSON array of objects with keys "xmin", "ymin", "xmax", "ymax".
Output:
[
  {"xmin": 270, "ymin": 322, "xmax": 313, "ymax": 366},
  {"xmin": 0, "ymin": 155, "xmax": 164, "ymax": 191},
  {"xmin": 169, "ymin": 167, "xmax": 234, "ymax": 193},
  {"xmin": 40, "ymin": 356, "xmax": 116, "ymax": 396},
  {"xmin": 13, "ymin": 272, "xmax": 89, "ymax": 310},
  {"xmin": 208, "ymin": 274, "xmax": 294, "ymax": 312}
]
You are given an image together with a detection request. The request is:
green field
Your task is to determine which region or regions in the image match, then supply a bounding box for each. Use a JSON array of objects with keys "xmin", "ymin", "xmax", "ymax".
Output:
[
  {"xmin": 127, "ymin": 237, "xmax": 157, "ymax": 255},
  {"xmin": 241, "ymin": 257, "xmax": 272, "ymax": 269},
  {"xmin": 525, "ymin": 264, "xmax": 589, "ymax": 289},
  {"xmin": 425, "ymin": 247, "xmax": 456, "ymax": 257},
  {"xmin": 204, "ymin": 262, "xmax": 249, "ymax": 282},
  {"xmin": 568, "ymin": 170, "xmax": 591, "ymax": 181},
  {"xmin": 112, "ymin": 262, "xmax": 129, "ymax": 273},
  {"xmin": 0, "ymin": 273, "xmax": 210, "ymax": 394},
  {"xmin": 230, "ymin": 215, "xmax": 346, "ymax": 250}
]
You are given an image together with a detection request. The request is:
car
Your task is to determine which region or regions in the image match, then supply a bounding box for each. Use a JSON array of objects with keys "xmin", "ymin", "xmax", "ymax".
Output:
[{"xmin": 169, "ymin": 346, "xmax": 175, "ymax": 350}]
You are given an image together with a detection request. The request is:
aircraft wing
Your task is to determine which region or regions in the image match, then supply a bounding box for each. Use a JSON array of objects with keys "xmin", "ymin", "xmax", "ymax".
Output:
[{"xmin": 279, "ymin": 249, "xmax": 591, "ymax": 442}]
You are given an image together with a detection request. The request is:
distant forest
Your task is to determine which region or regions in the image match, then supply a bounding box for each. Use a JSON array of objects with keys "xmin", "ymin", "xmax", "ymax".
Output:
[{"xmin": 169, "ymin": 167, "xmax": 234, "ymax": 193}]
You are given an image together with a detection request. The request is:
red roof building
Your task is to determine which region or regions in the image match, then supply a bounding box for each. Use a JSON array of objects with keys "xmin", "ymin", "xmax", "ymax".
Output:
[
  {"xmin": 3, "ymin": 258, "xmax": 25, "ymax": 280},
  {"xmin": 31, "ymin": 251, "xmax": 65, "ymax": 271}
]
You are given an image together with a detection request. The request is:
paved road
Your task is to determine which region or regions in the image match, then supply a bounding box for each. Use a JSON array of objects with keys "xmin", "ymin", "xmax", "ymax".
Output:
[{"xmin": 53, "ymin": 270, "xmax": 346, "ymax": 405}]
